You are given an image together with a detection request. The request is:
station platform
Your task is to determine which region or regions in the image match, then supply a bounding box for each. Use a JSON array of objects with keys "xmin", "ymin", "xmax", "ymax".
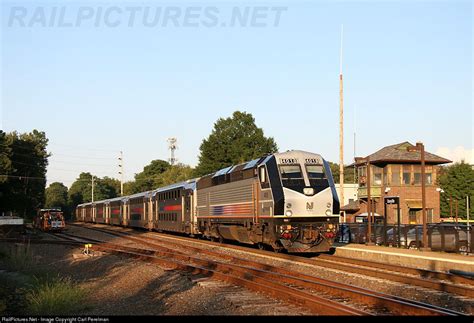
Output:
[
  {"xmin": 333, "ymin": 243, "xmax": 474, "ymax": 274},
  {"xmin": 0, "ymin": 216, "xmax": 24, "ymax": 226}
]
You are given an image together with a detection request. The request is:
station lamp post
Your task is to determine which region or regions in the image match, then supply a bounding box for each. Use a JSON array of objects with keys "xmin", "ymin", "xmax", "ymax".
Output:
[
  {"xmin": 383, "ymin": 187, "xmax": 391, "ymax": 245},
  {"xmin": 407, "ymin": 142, "xmax": 429, "ymax": 251},
  {"xmin": 436, "ymin": 188, "xmax": 444, "ymax": 220}
]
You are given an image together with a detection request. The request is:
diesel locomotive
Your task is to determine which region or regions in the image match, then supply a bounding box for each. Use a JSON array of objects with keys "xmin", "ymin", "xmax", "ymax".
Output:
[
  {"xmin": 76, "ymin": 150, "xmax": 340, "ymax": 253},
  {"xmin": 34, "ymin": 208, "xmax": 66, "ymax": 232}
]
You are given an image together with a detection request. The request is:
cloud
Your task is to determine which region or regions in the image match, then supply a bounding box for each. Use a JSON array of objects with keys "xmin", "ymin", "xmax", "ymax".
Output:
[{"xmin": 435, "ymin": 146, "xmax": 474, "ymax": 164}]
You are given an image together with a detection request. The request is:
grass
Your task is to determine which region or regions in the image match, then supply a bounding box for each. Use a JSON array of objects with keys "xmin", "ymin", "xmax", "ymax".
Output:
[
  {"xmin": 0, "ymin": 243, "xmax": 90, "ymax": 315},
  {"xmin": 0, "ymin": 242, "xmax": 34, "ymax": 272},
  {"xmin": 25, "ymin": 276, "xmax": 89, "ymax": 315}
]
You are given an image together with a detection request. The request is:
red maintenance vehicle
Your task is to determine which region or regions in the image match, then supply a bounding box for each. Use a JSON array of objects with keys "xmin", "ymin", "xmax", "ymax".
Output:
[{"xmin": 34, "ymin": 208, "xmax": 66, "ymax": 232}]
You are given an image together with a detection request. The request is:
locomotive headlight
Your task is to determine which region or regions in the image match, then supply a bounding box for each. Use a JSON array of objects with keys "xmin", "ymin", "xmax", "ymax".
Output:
[
  {"xmin": 326, "ymin": 202, "xmax": 332, "ymax": 208},
  {"xmin": 303, "ymin": 188, "xmax": 314, "ymax": 196},
  {"xmin": 325, "ymin": 209, "xmax": 332, "ymax": 216},
  {"xmin": 286, "ymin": 203, "xmax": 292, "ymax": 209},
  {"xmin": 286, "ymin": 210, "xmax": 293, "ymax": 217}
]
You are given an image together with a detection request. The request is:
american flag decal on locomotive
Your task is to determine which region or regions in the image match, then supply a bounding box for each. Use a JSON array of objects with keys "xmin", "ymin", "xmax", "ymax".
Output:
[{"xmin": 211, "ymin": 203, "xmax": 253, "ymax": 216}]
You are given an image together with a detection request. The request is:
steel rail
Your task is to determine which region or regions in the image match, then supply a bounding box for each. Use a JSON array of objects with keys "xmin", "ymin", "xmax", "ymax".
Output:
[
  {"xmin": 68, "ymin": 224, "xmax": 464, "ymax": 316},
  {"xmin": 316, "ymin": 254, "xmax": 474, "ymax": 287},
  {"xmin": 1, "ymin": 237, "xmax": 366, "ymax": 316},
  {"xmin": 72, "ymin": 223, "xmax": 474, "ymax": 298}
]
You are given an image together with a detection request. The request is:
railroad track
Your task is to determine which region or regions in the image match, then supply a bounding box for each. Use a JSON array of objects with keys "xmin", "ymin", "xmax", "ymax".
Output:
[
  {"xmin": 69, "ymin": 222, "xmax": 474, "ymax": 298},
  {"xmin": 64, "ymin": 223, "xmax": 466, "ymax": 316},
  {"xmin": 3, "ymin": 234, "xmax": 362, "ymax": 315}
]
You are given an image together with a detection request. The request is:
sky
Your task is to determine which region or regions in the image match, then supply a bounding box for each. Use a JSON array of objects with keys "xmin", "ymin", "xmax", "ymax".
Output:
[{"xmin": 1, "ymin": 0, "xmax": 472, "ymax": 187}]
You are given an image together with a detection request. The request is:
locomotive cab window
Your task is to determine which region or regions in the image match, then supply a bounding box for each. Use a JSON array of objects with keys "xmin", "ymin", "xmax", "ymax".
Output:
[
  {"xmin": 306, "ymin": 164, "xmax": 329, "ymax": 192},
  {"xmin": 279, "ymin": 165, "xmax": 303, "ymax": 179},
  {"xmin": 279, "ymin": 164, "xmax": 305, "ymax": 191},
  {"xmin": 306, "ymin": 165, "xmax": 326, "ymax": 179}
]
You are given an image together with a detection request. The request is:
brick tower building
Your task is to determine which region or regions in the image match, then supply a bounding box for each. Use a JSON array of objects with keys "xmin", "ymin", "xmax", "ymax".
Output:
[{"xmin": 347, "ymin": 142, "xmax": 451, "ymax": 224}]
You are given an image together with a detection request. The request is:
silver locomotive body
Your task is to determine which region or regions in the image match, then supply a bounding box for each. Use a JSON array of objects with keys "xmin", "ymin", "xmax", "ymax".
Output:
[{"xmin": 196, "ymin": 150, "xmax": 340, "ymax": 253}]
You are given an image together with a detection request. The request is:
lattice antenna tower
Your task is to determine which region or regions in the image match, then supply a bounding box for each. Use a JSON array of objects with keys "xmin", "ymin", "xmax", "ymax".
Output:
[{"xmin": 167, "ymin": 137, "xmax": 178, "ymax": 166}]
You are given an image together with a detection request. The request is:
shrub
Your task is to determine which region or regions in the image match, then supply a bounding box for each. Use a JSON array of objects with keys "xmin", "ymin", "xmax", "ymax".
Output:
[{"xmin": 25, "ymin": 276, "xmax": 88, "ymax": 315}]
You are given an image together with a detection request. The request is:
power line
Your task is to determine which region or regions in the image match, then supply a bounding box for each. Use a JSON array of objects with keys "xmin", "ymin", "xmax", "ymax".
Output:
[
  {"xmin": 51, "ymin": 153, "xmax": 117, "ymax": 160},
  {"xmin": 49, "ymin": 143, "xmax": 120, "ymax": 152},
  {"xmin": 0, "ymin": 149, "xmax": 118, "ymax": 161},
  {"xmin": 50, "ymin": 160, "xmax": 117, "ymax": 167},
  {"xmin": 0, "ymin": 142, "xmax": 118, "ymax": 152}
]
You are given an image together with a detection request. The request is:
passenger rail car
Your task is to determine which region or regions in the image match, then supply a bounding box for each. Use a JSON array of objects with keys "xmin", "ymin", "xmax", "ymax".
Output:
[{"xmin": 76, "ymin": 150, "xmax": 340, "ymax": 253}]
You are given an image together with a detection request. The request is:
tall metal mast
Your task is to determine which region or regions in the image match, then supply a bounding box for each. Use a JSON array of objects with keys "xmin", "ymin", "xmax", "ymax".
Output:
[
  {"xmin": 339, "ymin": 24, "xmax": 345, "ymax": 213},
  {"xmin": 168, "ymin": 138, "xmax": 178, "ymax": 166},
  {"xmin": 118, "ymin": 151, "xmax": 124, "ymax": 196}
]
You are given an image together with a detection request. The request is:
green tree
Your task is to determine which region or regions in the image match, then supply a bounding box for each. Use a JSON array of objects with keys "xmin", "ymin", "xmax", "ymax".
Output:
[
  {"xmin": 68, "ymin": 173, "xmax": 120, "ymax": 209},
  {"xmin": 0, "ymin": 131, "xmax": 12, "ymax": 212},
  {"xmin": 98, "ymin": 176, "xmax": 121, "ymax": 197},
  {"xmin": 0, "ymin": 130, "xmax": 12, "ymax": 183},
  {"xmin": 68, "ymin": 173, "xmax": 94, "ymax": 208},
  {"xmin": 438, "ymin": 161, "xmax": 474, "ymax": 220},
  {"xmin": 328, "ymin": 162, "xmax": 357, "ymax": 184},
  {"xmin": 3, "ymin": 130, "xmax": 49, "ymax": 219},
  {"xmin": 45, "ymin": 182, "xmax": 69, "ymax": 216},
  {"xmin": 195, "ymin": 111, "xmax": 278, "ymax": 176},
  {"xmin": 127, "ymin": 159, "xmax": 170, "ymax": 194},
  {"xmin": 156, "ymin": 164, "xmax": 195, "ymax": 187}
]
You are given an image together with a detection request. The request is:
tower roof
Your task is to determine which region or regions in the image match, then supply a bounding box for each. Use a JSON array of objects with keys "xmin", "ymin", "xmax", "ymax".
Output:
[{"xmin": 354, "ymin": 142, "xmax": 451, "ymax": 166}]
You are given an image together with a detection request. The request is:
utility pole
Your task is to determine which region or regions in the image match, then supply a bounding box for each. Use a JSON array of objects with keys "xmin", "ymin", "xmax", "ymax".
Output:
[
  {"xmin": 455, "ymin": 199, "xmax": 459, "ymax": 223},
  {"xmin": 91, "ymin": 175, "xmax": 95, "ymax": 203},
  {"xmin": 449, "ymin": 197, "xmax": 453, "ymax": 218},
  {"xmin": 421, "ymin": 143, "xmax": 427, "ymax": 250},
  {"xmin": 339, "ymin": 24, "xmax": 345, "ymax": 212},
  {"xmin": 467, "ymin": 196, "xmax": 470, "ymax": 254},
  {"xmin": 366, "ymin": 157, "xmax": 374, "ymax": 245},
  {"xmin": 467, "ymin": 196, "xmax": 470, "ymax": 223},
  {"xmin": 353, "ymin": 106, "xmax": 357, "ymax": 185},
  {"xmin": 118, "ymin": 151, "xmax": 124, "ymax": 196}
]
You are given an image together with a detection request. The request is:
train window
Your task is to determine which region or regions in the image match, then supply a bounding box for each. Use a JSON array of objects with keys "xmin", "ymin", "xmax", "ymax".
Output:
[
  {"xmin": 259, "ymin": 166, "xmax": 266, "ymax": 183},
  {"xmin": 306, "ymin": 165, "xmax": 326, "ymax": 179},
  {"xmin": 259, "ymin": 166, "xmax": 270, "ymax": 189},
  {"xmin": 279, "ymin": 165, "xmax": 303, "ymax": 179},
  {"xmin": 279, "ymin": 165, "xmax": 305, "ymax": 192}
]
